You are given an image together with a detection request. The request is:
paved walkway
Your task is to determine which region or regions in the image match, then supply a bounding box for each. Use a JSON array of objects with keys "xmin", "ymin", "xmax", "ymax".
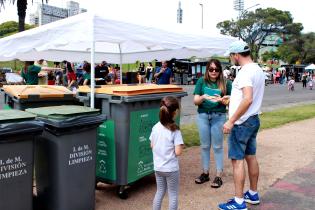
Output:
[
  {"xmin": 251, "ymin": 161, "xmax": 315, "ymax": 210},
  {"xmin": 96, "ymin": 117, "xmax": 315, "ymax": 210}
]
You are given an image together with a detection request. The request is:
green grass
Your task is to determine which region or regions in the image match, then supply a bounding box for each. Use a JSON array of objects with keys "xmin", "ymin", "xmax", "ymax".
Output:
[
  {"xmin": 182, "ymin": 103, "xmax": 315, "ymax": 147},
  {"xmin": 0, "ymin": 60, "xmax": 25, "ymax": 71}
]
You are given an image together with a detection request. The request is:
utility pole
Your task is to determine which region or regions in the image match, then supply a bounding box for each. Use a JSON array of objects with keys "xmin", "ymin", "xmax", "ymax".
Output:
[
  {"xmin": 177, "ymin": 1, "xmax": 183, "ymax": 24},
  {"xmin": 199, "ymin": 3, "xmax": 203, "ymax": 29}
]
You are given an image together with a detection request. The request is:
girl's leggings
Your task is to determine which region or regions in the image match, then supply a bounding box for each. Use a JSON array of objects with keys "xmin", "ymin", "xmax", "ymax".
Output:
[{"xmin": 153, "ymin": 170, "xmax": 180, "ymax": 210}]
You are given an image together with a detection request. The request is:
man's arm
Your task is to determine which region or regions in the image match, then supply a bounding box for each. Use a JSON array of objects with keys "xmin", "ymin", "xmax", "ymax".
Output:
[
  {"xmin": 154, "ymin": 67, "xmax": 164, "ymax": 78},
  {"xmin": 223, "ymin": 86, "xmax": 253, "ymax": 134}
]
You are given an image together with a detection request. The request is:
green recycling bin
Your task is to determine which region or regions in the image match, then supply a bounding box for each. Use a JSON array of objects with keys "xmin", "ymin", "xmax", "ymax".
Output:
[
  {"xmin": 1, "ymin": 85, "xmax": 79, "ymax": 110},
  {"xmin": 77, "ymin": 84, "xmax": 187, "ymax": 198},
  {"xmin": 26, "ymin": 105, "xmax": 106, "ymax": 210},
  {"xmin": 0, "ymin": 110, "xmax": 43, "ymax": 210}
]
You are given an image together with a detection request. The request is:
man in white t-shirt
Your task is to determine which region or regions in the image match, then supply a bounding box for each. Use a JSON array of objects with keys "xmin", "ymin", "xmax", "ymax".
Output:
[{"xmin": 218, "ymin": 41, "xmax": 265, "ymax": 210}]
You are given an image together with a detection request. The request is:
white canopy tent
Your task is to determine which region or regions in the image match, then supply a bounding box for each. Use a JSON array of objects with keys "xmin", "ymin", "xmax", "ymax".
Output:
[
  {"xmin": 305, "ymin": 64, "xmax": 315, "ymax": 70},
  {"xmin": 0, "ymin": 12, "xmax": 237, "ymax": 108}
]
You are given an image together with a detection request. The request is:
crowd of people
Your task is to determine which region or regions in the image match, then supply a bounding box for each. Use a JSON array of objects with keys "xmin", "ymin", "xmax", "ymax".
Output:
[
  {"xmin": 269, "ymin": 68, "xmax": 314, "ymax": 91},
  {"xmin": 150, "ymin": 41, "xmax": 265, "ymax": 210},
  {"xmin": 20, "ymin": 60, "xmax": 122, "ymax": 90},
  {"xmin": 20, "ymin": 59, "xmax": 177, "ymax": 90}
]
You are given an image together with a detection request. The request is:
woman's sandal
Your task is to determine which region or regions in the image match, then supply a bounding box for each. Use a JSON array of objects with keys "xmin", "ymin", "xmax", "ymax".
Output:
[
  {"xmin": 195, "ymin": 173, "xmax": 210, "ymax": 184},
  {"xmin": 211, "ymin": 176, "xmax": 223, "ymax": 188}
]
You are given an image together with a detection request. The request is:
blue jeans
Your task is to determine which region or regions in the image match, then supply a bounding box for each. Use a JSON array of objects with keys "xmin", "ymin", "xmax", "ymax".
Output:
[
  {"xmin": 228, "ymin": 115, "xmax": 260, "ymax": 160},
  {"xmin": 197, "ymin": 112, "xmax": 226, "ymax": 172}
]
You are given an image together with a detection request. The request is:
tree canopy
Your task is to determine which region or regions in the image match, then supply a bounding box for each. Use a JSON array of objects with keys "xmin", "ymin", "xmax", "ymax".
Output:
[
  {"xmin": 277, "ymin": 32, "xmax": 315, "ymax": 64},
  {"xmin": 0, "ymin": 21, "xmax": 34, "ymax": 37},
  {"xmin": 217, "ymin": 7, "xmax": 303, "ymax": 61},
  {"xmin": 0, "ymin": 0, "xmax": 47, "ymax": 31}
]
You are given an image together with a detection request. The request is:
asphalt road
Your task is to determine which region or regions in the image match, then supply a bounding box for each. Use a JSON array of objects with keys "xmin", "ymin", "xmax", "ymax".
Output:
[{"xmin": 180, "ymin": 83, "xmax": 315, "ymax": 124}]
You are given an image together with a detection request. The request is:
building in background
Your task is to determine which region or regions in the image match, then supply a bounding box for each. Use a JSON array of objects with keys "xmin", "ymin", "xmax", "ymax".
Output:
[
  {"xmin": 177, "ymin": 1, "xmax": 183, "ymax": 24},
  {"xmin": 30, "ymin": 1, "xmax": 87, "ymax": 26}
]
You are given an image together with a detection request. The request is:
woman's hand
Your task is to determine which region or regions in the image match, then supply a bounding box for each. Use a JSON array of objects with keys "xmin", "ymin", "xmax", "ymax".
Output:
[
  {"xmin": 205, "ymin": 94, "xmax": 222, "ymax": 103},
  {"xmin": 194, "ymin": 94, "xmax": 207, "ymax": 105},
  {"xmin": 221, "ymin": 95, "xmax": 230, "ymax": 105}
]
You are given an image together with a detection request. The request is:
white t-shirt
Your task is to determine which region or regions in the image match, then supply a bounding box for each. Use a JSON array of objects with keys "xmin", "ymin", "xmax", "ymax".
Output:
[
  {"xmin": 229, "ymin": 63, "xmax": 265, "ymax": 125},
  {"xmin": 149, "ymin": 122, "xmax": 184, "ymax": 172}
]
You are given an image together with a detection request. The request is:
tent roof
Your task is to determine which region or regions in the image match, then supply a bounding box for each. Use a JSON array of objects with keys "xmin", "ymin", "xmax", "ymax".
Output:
[
  {"xmin": 305, "ymin": 64, "xmax": 315, "ymax": 70},
  {"xmin": 0, "ymin": 12, "xmax": 237, "ymax": 63}
]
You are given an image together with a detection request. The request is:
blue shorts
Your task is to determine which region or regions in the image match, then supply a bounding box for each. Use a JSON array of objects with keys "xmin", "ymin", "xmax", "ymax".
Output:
[{"xmin": 228, "ymin": 115, "xmax": 260, "ymax": 160}]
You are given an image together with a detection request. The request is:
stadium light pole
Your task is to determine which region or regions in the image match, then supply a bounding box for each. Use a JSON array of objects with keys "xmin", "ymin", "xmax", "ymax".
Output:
[{"xmin": 238, "ymin": 3, "xmax": 260, "ymax": 40}]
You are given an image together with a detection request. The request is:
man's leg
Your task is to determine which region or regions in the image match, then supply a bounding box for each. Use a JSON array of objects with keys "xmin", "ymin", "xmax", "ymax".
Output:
[
  {"xmin": 232, "ymin": 159, "xmax": 245, "ymax": 198},
  {"xmin": 245, "ymin": 155, "xmax": 259, "ymax": 191}
]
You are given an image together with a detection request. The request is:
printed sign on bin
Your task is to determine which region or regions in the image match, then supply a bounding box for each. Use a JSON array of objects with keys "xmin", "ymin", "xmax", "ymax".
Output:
[
  {"xmin": 127, "ymin": 109, "xmax": 160, "ymax": 183},
  {"xmin": 96, "ymin": 120, "xmax": 116, "ymax": 181},
  {"xmin": 0, "ymin": 155, "xmax": 28, "ymax": 180}
]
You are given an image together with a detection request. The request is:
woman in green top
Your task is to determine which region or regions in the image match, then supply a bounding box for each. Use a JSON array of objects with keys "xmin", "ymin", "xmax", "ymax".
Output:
[
  {"xmin": 21, "ymin": 61, "xmax": 41, "ymax": 85},
  {"xmin": 83, "ymin": 62, "xmax": 91, "ymax": 86},
  {"xmin": 193, "ymin": 59, "xmax": 232, "ymax": 188}
]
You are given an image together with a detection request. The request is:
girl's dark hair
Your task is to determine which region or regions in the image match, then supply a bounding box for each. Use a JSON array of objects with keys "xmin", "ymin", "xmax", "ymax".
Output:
[
  {"xmin": 204, "ymin": 58, "xmax": 227, "ymax": 96},
  {"xmin": 83, "ymin": 62, "xmax": 91, "ymax": 72},
  {"xmin": 66, "ymin": 62, "xmax": 73, "ymax": 72},
  {"xmin": 159, "ymin": 96, "xmax": 180, "ymax": 131}
]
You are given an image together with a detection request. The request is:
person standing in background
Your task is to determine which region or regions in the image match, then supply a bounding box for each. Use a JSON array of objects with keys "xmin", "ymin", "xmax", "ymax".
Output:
[
  {"xmin": 146, "ymin": 62, "xmax": 154, "ymax": 83},
  {"xmin": 95, "ymin": 61, "xmax": 109, "ymax": 85},
  {"xmin": 154, "ymin": 61, "xmax": 173, "ymax": 85},
  {"xmin": 21, "ymin": 61, "xmax": 41, "ymax": 85},
  {"xmin": 83, "ymin": 62, "xmax": 91, "ymax": 86}
]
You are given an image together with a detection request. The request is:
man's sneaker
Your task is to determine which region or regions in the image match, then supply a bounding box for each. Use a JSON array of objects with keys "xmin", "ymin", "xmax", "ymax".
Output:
[
  {"xmin": 218, "ymin": 198, "xmax": 247, "ymax": 210},
  {"xmin": 244, "ymin": 191, "xmax": 260, "ymax": 204}
]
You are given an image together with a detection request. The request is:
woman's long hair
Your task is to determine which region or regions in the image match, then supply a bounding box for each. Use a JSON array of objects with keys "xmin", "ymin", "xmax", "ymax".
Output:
[
  {"xmin": 159, "ymin": 96, "xmax": 180, "ymax": 131},
  {"xmin": 204, "ymin": 58, "xmax": 227, "ymax": 96},
  {"xmin": 24, "ymin": 61, "xmax": 34, "ymax": 74},
  {"xmin": 83, "ymin": 62, "xmax": 91, "ymax": 73}
]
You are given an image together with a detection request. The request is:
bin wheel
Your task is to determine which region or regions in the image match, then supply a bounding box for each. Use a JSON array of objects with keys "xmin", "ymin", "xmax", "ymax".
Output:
[{"xmin": 117, "ymin": 185, "xmax": 128, "ymax": 199}]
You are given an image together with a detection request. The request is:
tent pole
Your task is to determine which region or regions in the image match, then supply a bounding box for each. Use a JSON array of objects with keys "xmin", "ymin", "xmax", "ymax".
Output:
[
  {"xmin": 90, "ymin": 40, "xmax": 95, "ymax": 108},
  {"xmin": 119, "ymin": 43, "xmax": 123, "ymax": 85}
]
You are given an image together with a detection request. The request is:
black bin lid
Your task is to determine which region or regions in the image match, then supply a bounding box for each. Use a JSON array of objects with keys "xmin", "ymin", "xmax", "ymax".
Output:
[
  {"xmin": 0, "ymin": 110, "xmax": 43, "ymax": 141},
  {"xmin": 25, "ymin": 105, "xmax": 106, "ymax": 128}
]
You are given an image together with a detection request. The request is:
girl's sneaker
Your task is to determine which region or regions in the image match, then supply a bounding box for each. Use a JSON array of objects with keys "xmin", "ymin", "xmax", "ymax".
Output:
[
  {"xmin": 218, "ymin": 198, "xmax": 247, "ymax": 210},
  {"xmin": 244, "ymin": 191, "xmax": 260, "ymax": 204}
]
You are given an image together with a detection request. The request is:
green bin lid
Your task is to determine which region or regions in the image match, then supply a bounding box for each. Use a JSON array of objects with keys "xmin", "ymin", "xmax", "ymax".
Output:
[
  {"xmin": 25, "ymin": 105, "xmax": 100, "ymax": 120},
  {"xmin": 0, "ymin": 110, "xmax": 36, "ymax": 123}
]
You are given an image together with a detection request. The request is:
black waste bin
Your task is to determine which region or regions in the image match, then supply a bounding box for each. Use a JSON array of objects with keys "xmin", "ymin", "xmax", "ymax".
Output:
[
  {"xmin": 26, "ymin": 105, "xmax": 106, "ymax": 210},
  {"xmin": 0, "ymin": 110, "xmax": 43, "ymax": 210}
]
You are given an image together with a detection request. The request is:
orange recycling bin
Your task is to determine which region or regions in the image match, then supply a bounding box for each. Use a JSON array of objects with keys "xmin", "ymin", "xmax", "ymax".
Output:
[
  {"xmin": 77, "ymin": 84, "xmax": 187, "ymax": 199},
  {"xmin": 1, "ymin": 85, "xmax": 79, "ymax": 110}
]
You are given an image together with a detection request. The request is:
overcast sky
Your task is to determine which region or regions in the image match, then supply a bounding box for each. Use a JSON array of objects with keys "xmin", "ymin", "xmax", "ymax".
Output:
[{"xmin": 0, "ymin": 0, "xmax": 313, "ymax": 33}]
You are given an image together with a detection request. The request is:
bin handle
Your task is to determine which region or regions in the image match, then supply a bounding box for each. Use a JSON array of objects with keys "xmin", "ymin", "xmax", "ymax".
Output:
[{"xmin": 77, "ymin": 95, "xmax": 90, "ymax": 103}]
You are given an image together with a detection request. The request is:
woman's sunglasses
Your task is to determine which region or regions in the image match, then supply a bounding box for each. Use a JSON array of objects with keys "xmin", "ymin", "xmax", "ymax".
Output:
[{"xmin": 208, "ymin": 68, "xmax": 220, "ymax": 73}]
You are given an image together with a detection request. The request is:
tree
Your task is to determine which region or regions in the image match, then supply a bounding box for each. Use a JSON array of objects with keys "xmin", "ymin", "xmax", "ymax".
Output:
[
  {"xmin": 277, "ymin": 32, "xmax": 315, "ymax": 64},
  {"xmin": 261, "ymin": 50, "xmax": 280, "ymax": 63},
  {"xmin": 0, "ymin": 20, "xmax": 34, "ymax": 37},
  {"xmin": 217, "ymin": 7, "xmax": 303, "ymax": 61},
  {"xmin": 0, "ymin": 0, "xmax": 47, "ymax": 32}
]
